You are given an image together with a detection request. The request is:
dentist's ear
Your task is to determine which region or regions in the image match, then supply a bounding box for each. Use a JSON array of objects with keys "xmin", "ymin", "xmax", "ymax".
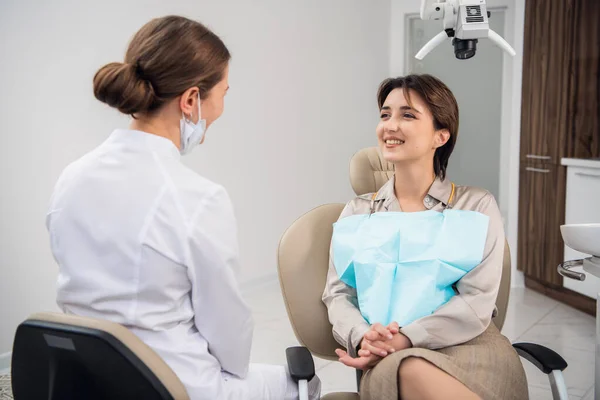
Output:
[
  {"xmin": 179, "ymin": 87, "xmax": 200, "ymax": 119},
  {"xmin": 434, "ymin": 129, "xmax": 450, "ymax": 149}
]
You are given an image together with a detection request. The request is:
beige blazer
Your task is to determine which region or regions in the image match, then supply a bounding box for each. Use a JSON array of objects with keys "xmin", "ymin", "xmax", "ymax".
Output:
[{"xmin": 322, "ymin": 175, "xmax": 505, "ymax": 355}]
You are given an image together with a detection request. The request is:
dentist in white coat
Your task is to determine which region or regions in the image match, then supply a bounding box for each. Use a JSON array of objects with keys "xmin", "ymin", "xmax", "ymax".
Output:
[{"xmin": 46, "ymin": 15, "xmax": 320, "ymax": 400}]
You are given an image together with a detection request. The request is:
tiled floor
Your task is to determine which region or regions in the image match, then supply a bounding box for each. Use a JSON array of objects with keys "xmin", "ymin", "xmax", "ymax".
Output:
[
  {"xmin": 0, "ymin": 283, "xmax": 595, "ymax": 399},
  {"xmin": 245, "ymin": 281, "xmax": 596, "ymax": 400},
  {"xmin": 0, "ymin": 374, "xmax": 12, "ymax": 400}
]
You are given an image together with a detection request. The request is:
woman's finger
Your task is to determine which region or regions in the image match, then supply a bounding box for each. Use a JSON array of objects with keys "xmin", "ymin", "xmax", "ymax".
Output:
[
  {"xmin": 371, "ymin": 323, "xmax": 393, "ymax": 340},
  {"xmin": 336, "ymin": 348, "xmax": 379, "ymax": 370},
  {"xmin": 363, "ymin": 337, "xmax": 394, "ymax": 354},
  {"xmin": 358, "ymin": 349, "xmax": 371, "ymax": 357},
  {"xmin": 371, "ymin": 340, "xmax": 396, "ymax": 354},
  {"xmin": 335, "ymin": 349, "xmax": 347, "ymax": 358},
  {"xmin": 387, "ymin": 321, "xmax": 400, "ymax": 334},
  {"xmin": 363, "ymin": 340, "xmax": 389, "ymax": 357},
  {"xmin": 336, "ymin": 350, "xmax": 370, "ymax": 369},
  {"xmin": 364, "ymin": 330, "xmax": 382, "ymax": 342}
]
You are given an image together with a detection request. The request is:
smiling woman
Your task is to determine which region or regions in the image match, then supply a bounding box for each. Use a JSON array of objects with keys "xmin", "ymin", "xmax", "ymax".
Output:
[
  {"xmin": 376, "ymin": 75, "xmax": 458, "ymax": 181},
  {"xmin": 322, "ymin": 74, "xmax": 529, "ymax": 400}
]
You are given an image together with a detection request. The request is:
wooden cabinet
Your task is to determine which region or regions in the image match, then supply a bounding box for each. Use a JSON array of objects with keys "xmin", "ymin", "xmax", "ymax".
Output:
[
  {"xmin": 517, "ymin": 165, "xmax": 566, "ymax": 287},
  {"xmin": 518, "ymin": 0, "xmax": 599, "ymax": 313},
  {"xmin": 565, "ymin": 0, "xmax": 600, "ymax": 160},
  {"xmin": 519, "ymin": 0, "xmax": 573, "ymax": 165}
]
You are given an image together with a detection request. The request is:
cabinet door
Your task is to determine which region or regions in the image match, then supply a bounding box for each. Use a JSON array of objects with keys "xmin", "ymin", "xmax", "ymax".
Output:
[
  {"xmin": 565, "ymin": 0, "xmax": 600, "ymax": 159},
  {"xmin": 543, "ymin": 165, "xmax": 567, "ymax": 286},
  {"xmin": 517, "ymin": 164, "xmax": 565, "ymax": 287},
  {"xmin": 520, "ymin": 0, "xmax": 574, "ymax": 164}
]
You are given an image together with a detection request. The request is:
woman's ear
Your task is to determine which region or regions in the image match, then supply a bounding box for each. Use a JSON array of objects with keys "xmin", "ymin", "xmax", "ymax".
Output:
[
  {"xmin": 434, "ymin": 129, "xmax": 451, "ymax": 149},
  {"xmin": 179, "ymin": 87, "xmax": 200, "ymax": 118}
]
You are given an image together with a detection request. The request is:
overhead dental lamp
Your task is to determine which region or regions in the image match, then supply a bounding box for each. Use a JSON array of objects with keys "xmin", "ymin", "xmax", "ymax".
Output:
[{"xmin": 416, "ymin": 0, "xmax": 516, "ymax": 60}]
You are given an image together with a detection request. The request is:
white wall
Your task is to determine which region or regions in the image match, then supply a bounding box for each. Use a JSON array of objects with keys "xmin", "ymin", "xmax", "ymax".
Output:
[
  {"xmin": 0, "ymin": 0, "xmax": 391, "ymax": 354},
  {"xmin": 388, "ymin": 0, "xmax": 525, "ymax": 288},
  {"xmin": 405, "ymin": 11, "xmax": 506, "ymax": 200}
]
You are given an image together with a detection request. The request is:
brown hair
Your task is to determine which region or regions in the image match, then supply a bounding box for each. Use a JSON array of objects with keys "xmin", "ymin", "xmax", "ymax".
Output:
[
  {"xmin": 377, "ymin": 74, "xmax": 459, "ymax": 180},
  {"xmin": 93, "ymin": 15, "xmax": 230, "ymax": 116}
]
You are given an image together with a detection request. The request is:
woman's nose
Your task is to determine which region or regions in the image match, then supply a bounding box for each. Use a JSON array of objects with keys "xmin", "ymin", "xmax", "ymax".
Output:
[{"xmin": 384, "ymin": 119, "xmax": 400, "ymax": 132}]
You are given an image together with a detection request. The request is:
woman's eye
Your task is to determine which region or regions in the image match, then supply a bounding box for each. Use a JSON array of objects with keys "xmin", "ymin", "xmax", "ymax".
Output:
[
  {"xmin": 404, "ymin": 113, "xmax": 416, "ymax": 119},
  {"xmin": 380, "ymin": 113, "xmax": 390, "ymax": 119}
]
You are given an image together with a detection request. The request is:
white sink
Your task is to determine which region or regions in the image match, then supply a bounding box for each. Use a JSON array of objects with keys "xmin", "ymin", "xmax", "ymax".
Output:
[{"xmin": 561, "ymin": 223, "xmax": 600, "ymax": 257}]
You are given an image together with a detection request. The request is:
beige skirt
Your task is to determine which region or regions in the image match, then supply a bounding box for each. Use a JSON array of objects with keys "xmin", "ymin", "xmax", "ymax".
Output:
[{"xmin": 359, "ymin": 324, "xmax": 528, "ymax": 400}]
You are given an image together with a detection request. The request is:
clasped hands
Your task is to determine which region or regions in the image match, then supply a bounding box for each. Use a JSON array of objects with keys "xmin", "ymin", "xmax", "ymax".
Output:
[{"xmin": 335, "ymin": 322, "xmax": 412, "ymax": 370}]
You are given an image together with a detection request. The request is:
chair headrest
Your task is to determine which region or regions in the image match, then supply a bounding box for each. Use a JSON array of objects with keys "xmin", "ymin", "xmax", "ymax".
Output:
[{"xmin": 349, "ymin": 147, "xmax": 395, "ymax": 196}]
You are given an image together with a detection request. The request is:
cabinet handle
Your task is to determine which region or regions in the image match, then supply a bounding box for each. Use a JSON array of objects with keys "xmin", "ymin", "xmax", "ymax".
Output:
[
  {"xmin": 557, "ymin": 259, "xmax": 586, "ymax": 281},
  {"xmin": 575, "ymin": 172, "xmax": 600, "ymax": 179},
  {"xmin": 526, "ymin": 154, "xmax": 552, "ymax": 160},
  {"xmin": 525, "ymin": 167, "xmax": 550, "ymax": 173}
]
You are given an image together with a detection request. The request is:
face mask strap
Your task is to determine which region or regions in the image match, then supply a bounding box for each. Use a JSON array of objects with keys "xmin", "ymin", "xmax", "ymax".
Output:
[
  {"xmin": 182, "ymin": 92, "xmax": 202, "ymax": 123},
  {"xmin": 197, "ymin": 92, "xmax": 202, "ymax": 121}
]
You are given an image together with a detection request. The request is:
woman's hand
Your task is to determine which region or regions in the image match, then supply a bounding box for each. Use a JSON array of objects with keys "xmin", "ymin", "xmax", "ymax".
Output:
[
  {"xmin": 388, "ymin": 332, "xmax": 412, "ymax": 352},
  {"xmin": 335, "ymin": 322, "xmax": 412, "ymax": 371},
  {"xmin": 334, "ymin": 322, "xmax": 396, "ymax": 370},
  {"xmin": 335, "ymin": 348, "xmax": 382, "ymax": 370},
  {"xmin": 360, "ymin": 322, "xmax": 401, "ymax": 356}
]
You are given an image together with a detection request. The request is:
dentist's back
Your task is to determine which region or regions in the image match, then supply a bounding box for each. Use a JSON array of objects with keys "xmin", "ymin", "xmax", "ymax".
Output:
[{"xmin": 46, "ymin": 15, "xmax": 320, "ymax": 400}]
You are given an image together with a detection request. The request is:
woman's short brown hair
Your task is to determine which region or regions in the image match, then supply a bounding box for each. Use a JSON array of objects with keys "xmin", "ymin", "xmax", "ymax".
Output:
[
  {"xmin": 93, "ymin": 15, "xmax": 230, "ymax": 116},
  {"xmin": 377, "ymin": 74, "xmax": 459, "ymax": 180}
]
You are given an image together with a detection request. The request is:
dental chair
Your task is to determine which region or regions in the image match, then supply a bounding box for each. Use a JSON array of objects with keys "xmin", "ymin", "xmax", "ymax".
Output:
[
  {"xmin": 10, "ymin": 312, "xmax": 190, "ymax": 400},
  {"xmin": 277, "ymin": 147, "xmax": 571, "ymax": 400},
  {"xmin": 11, "ymin": 314, "xmax": 314, "ymax": 399}
]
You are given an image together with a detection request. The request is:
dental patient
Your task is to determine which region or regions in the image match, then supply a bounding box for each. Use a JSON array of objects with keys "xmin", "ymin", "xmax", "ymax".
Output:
[{"xmin": 322, "ymin": 74, "xmax": 528, "ymax": 400}]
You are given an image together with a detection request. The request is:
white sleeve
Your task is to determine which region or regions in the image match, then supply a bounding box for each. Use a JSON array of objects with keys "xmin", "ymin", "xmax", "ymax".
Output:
[{"xmin": 186, "ymin": 186, "xmax": 254, "ymax": 378}]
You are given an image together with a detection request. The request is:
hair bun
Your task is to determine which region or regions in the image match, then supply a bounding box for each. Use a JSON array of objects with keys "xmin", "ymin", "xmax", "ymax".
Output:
[{"xmin": 93, "ymin": 61, "xmax": 156, "ymax": 115}]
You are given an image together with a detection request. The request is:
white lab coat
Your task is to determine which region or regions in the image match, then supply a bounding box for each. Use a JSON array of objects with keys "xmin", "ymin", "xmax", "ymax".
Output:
[{"xmin": 46, "ymin": 129, "xmax": 318, "ymax": 399}]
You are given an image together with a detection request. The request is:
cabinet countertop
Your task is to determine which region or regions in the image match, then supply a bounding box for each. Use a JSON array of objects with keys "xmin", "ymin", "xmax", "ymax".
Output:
[{"xmin": 561, "ymin": 158, "xmax": 600, "ymax": 169}]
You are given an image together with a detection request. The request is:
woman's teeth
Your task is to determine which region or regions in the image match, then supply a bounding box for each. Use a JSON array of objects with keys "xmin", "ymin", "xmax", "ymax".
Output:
[{"xmin": 386, "ymin": 139, "xmax": 404, "ymax": 145}]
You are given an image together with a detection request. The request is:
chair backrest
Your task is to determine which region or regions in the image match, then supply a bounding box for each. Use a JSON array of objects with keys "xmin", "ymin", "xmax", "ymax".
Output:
[
  {"xmin": 277, "ymin": 147, "xmax": 511, "ymax": 358},
  {"xmin": 278, "ymin": 203, "xmax": 345, "ymax": 360},
  {"xmin": 11, "ymin": 312, "xmax": 189, "ymax": 400}
]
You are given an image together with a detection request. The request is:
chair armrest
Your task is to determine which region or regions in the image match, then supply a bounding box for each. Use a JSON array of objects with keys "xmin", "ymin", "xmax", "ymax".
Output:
[
  {"xmin": 512, "ymin": 342, "xmax": 568, "ymax": 374},
  {"xmin": 286, "ymin": 346, "xmax": 315, "ymax": 382}
]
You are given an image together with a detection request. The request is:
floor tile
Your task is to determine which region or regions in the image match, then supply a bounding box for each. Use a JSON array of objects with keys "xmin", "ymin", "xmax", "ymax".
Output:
[
  {"xmin": 0, "ymin": 374, "xmax": 12, "ymax": 400},
  {"xmin": 501, "ymin": 287, "xmax": 559, "ymax": 342},
  {"xmin": 244, "ymin": 283, "xmax": 290, "ymax": 325},
  {"xmin": 516, "ymin": 306, "xmax": 595, "ymax": 399},
  {"xmin": 518, "ymin": 304, "xmax": 595, "ymax": 353},
  {"xmin": 527, "ymin": 383, "xmax": 581, "ymax": 400},
  {"xmin": 316, "ymin": 361, "xmax": 358, "ymax": 395},
  {"xmin": 581, "ymin": 385, "xmax": 594, "ymax": 400},
  {"xmin": 250, "ymin": 316, "xmax": 333, "ymax": 371}
]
